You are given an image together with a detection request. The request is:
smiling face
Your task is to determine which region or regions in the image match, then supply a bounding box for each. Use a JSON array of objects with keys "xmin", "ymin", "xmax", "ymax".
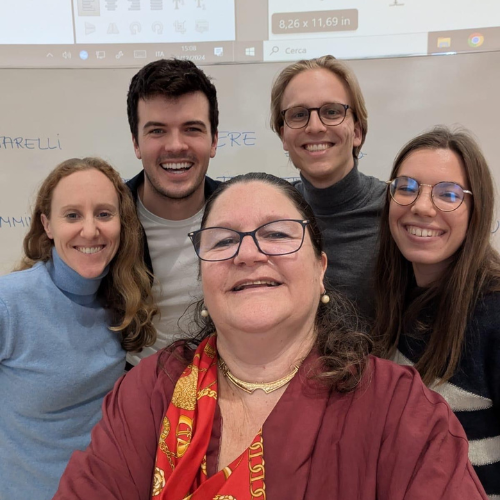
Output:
[
  {"xmin": 133, "ymin": 92, "xmax": 218, "ymax": 218},
  {"xmin": 41, "ymin": 169, "xmax": 121, "ymax": 279},
  {"xmin": 280, "ymin": 68, "xmax": 362, "ymax": 189},
  {"xmin": 200, "ymin": 181, "xmax": 327, "ymax": 338},
  {"xmin": 388, "ymin": 148, "xmax": 471, "ymax": 286}
]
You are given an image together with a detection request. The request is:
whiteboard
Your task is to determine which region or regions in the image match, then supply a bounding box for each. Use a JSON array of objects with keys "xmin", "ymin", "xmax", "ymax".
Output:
[{"xmin": 1, "ymin": 51, "xmax": 498, "ymax": 274}]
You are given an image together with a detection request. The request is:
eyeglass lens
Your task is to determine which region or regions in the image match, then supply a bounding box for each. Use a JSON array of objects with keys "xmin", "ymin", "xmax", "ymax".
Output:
[
  {"xmin": 390, "ymin": 176, "xmax": 466, "ymax": 211},
  {"xmin": 193, "ymin": 220, "xmax": 306, "ymax": 261},
  {"xmin": 284, "ymin": 103, "xmax": 347, "ymax": 129}
]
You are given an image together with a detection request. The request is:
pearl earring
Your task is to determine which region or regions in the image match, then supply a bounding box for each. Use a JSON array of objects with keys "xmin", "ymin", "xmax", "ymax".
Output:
[
  {"xmin": 201, "ymin": 307, "xmax": 209, "ymax": 318},
  {"xmin": 320, "ymin": 293, "xmax": 330, "ymax": 304}
]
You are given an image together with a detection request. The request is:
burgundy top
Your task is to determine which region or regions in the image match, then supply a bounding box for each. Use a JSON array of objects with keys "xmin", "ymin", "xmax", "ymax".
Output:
[{"xmin": 54, "ymin": 349, "xmax": 487, "ymax": 500}]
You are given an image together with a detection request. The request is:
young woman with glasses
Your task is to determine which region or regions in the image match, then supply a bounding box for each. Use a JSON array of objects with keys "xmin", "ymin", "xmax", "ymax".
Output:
[
  {"xmin": 373, "ymin": 127, "xmax": 500, "ymax": 497},
  {"xmin": 55, "ymin": 172, "xmax": 487, "ymax": 499}
]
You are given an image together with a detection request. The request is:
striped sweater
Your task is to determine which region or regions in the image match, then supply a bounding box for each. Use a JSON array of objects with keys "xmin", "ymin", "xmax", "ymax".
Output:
[{"xmin": 393, "ymin": 291, "xmax": 500, "ymax": 499}]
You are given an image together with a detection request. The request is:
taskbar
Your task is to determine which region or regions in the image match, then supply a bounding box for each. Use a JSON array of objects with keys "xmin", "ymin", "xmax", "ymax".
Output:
[
  {"xmin": 1, "ymin": 27, "xmax": 498, "ymax": 68},
  {"xmin": 0, "ymin": 41, "xmax": 264, "ymax": 68},
  {"xmin": 428, "ymin": 26, "xmax": 500, "ymax": 55}
]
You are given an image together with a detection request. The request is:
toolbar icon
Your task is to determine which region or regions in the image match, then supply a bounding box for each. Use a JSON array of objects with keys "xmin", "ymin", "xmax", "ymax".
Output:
[
  {"xmin": 437, "ymin": 37, "xmax": 451, "ymax": 48},
  {"xmin": 152, "ymin": 22, "xmax": 163, "ymax": 34},
  {"xmin": 79, "ymin": 50, "xmax": 89, "ymax": 60},
  {"xmin": 245, "ymin": 47, "xmax": 255, "ymax": 56},
  {"xmin": 151, "ymin": 0, "xmax": 163, "ymax": 10},
  {"xmin": 62, "ymin": 51, "xmax": 72, "ymax": 59},
  {"xmin": 468, "ymin": 33, "xmax": 484, "ymax": 48},
  {"xmin": 173, "ymin": 20, "xmax": 186, "ymax": 34},
  {"xmin": 85, "ymin": 22, "xmax": 96, "ymax": 35},
  {"xmin": 116, "ymin": 51, "xmax": 124, "ymax": 59},
  {"xmin": 196, "ymin": 19, "xmax": 209, "ymax": 33},
  {"xmin": 128, "ymin": 0, "xmax": 140, "ymax": 10},
  {"xmin": 134, "ymin": 50, "xmax": 147, "ymax": 58},
  {"xmin": 107, "ymin": 23, "xmax": 119, "ymax": 34},
  {"xmin": 96, "ymin": 50, "xmax": 106, "ymax": 59},
  {"xmin": 77, "ymin": 0, "xmax": 100, "ymax": 15},
  {"xmin": 214, "ymin": 47, "xmax": 223, "ymax": 57},
  {"xmin": 105, "ymin": 0, "xmax": 118, "ymax": 10},
  {"xmin": 130, "ymin": 22, "xmax": 142, "ymax": 34}
]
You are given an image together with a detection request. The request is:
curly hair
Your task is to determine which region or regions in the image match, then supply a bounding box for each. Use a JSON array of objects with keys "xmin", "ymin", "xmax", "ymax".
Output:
[
  {"xmin": 18, "ymin": 157, "xmax": 158, "ymax": 352},
  {"xmin": 168, "ymin": 172, "xmax": 372, "ymax": 392}
]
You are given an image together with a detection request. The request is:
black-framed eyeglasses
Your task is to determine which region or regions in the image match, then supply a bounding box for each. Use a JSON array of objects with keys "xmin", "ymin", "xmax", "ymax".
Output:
[
  {"xmin": 189, "ymin": 219, "xmax": 310, "ymax": 262},
  {"xmin": 387, "ymin": 176, "xmax": 473, "ymax": 212},
  {"xmin": 281, "ymin": 102, "xmax": 350, "ymax": 129}
]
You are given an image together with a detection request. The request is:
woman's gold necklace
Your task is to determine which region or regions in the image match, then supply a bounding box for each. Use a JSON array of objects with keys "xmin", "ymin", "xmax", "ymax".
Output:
[{"xmin": 217, "ymin": 356, "xmax": 300, "ymax": 394}]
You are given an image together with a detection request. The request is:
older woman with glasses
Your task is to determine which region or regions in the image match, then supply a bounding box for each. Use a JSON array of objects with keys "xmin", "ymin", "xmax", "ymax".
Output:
[
  {"xmin": 373, "ymin": 126, "xmax": 500, "ymax": 498},
  {"xmin": 54, "ymin": 172, "xmax": 487, "ymax": 500}
]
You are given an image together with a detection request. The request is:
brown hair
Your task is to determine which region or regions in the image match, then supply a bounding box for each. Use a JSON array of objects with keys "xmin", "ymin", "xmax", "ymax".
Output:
[
  {"xmin": 127, "ymin": 58, "xmax": 218, "ymax": 143},
  {"xmin": 270, "ymin": 55, "xmax": 368, "ymax": 159},
  {"xmin": 373, "ymin": 126, "xmax": 500, "ymax": 385},
  {"xmin": 172, "ymin": 173, "xmax": 372, "ymax": 392},
  {"xmin": 19, "ymin": 157, "xmax": 158, "ymax": 352}
]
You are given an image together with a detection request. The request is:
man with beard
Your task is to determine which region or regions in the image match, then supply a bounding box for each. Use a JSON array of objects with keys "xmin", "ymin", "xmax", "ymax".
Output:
[{"xmin": 126, "ymin": 59, "xmax": 220, "ymax": 367}]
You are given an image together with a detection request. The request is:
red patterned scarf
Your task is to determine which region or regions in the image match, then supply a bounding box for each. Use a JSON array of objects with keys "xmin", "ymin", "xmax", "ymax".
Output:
[{"xmin": 152, "ymin": 335, "xmax": 266, "ymax": 499}]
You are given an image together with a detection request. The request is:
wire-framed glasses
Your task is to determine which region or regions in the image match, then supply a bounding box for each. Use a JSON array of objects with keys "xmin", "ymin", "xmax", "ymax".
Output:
[
  {"xmin": 387, "ymin": 176, "xmax": 473, "ymax": 212},
  {"xmin": 189, "ymin": 219, "xmax": 310, "ymax": 262},
  {"xmin": 281, "ymin": 102, "xmax": 350, "ymax": 129}
]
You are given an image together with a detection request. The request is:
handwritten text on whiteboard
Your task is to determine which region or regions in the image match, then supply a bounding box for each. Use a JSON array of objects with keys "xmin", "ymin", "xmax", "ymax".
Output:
[
  {"xmin": 217, "ymin": 131, "xmax": 256, "ymax": 148},
  {"xmin": 0, "ymin": 135, "xmax": 62, "ymax": 151},
  {"xmin": 0, "ymin": 216, "xmax": 32, "ymax": 228}
]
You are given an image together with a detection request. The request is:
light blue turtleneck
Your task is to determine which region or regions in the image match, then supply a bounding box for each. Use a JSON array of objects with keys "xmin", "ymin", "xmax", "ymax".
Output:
[{"xmin": 0, "ymin": 248, "xmax": 125, "ymax": 499}]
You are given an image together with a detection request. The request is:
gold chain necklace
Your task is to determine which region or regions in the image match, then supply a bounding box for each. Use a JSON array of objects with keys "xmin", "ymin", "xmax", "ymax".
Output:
[{"xmin": 217, "ymin": 356, "xmax": 300, "ymax": 394}]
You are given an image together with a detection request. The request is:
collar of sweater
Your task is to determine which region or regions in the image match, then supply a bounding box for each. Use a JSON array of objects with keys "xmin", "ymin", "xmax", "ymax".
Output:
[
  {"xmin": 46, "ymin": 247, "xmax": 109, "ymax": 298},
  {"xmin": 298, "ymin": 161, "xmax": 368, "ymax": 214}
]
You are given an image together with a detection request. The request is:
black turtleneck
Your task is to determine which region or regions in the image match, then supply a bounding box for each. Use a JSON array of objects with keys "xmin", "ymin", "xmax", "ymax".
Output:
[{"xmin": 294, "ymin": 163, "xmax": 386, "ymax": 320}]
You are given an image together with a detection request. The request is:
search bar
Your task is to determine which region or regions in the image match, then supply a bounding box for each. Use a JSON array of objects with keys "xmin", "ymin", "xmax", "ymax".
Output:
[{"xmin": 263, "ymin": 33, "xmax": 427, "ymax": 61}]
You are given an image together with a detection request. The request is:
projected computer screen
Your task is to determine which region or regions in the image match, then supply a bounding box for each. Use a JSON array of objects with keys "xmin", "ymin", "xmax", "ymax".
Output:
[{"xmin": 0, "ymin": 0, "xmax": 499, "ymax": 67}]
